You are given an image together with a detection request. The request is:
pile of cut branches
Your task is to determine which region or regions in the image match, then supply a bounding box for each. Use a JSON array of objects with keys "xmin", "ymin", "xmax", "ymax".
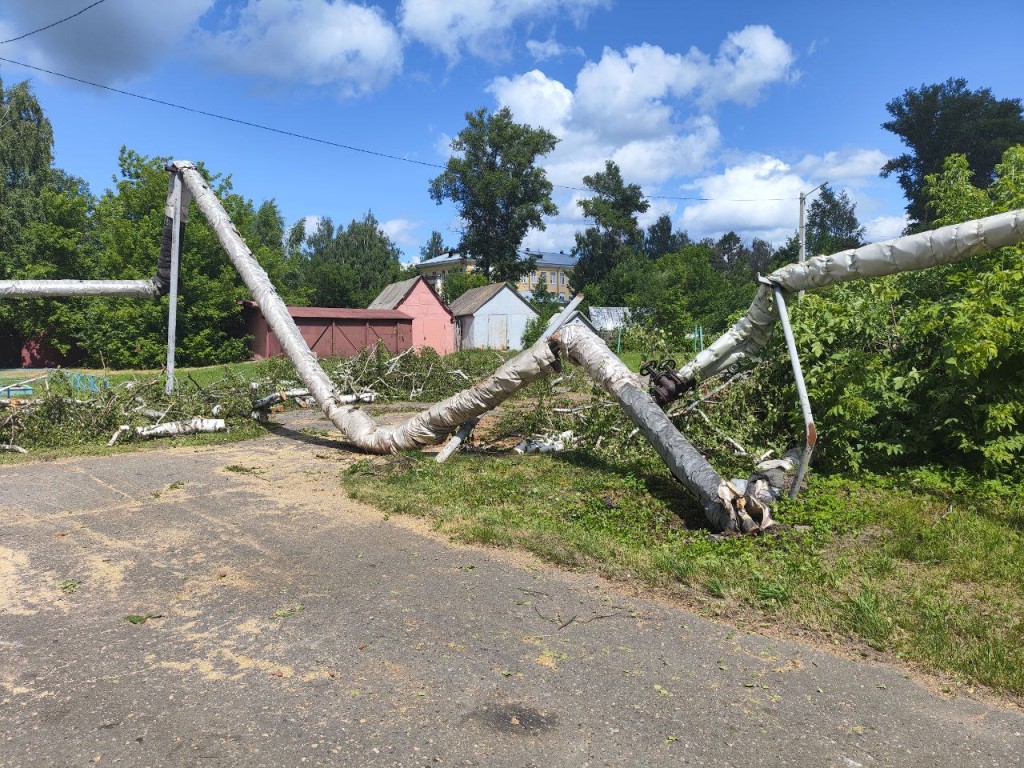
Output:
[
  {"xmin": 329, "ymin": 345, "xmax": 519, "ymax": 402},
  {"xmin": 1, "ymin": 369, "xmax": 279, "ymax": 453}
]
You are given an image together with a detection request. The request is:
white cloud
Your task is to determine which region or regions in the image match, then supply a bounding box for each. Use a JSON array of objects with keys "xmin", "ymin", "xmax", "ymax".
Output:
[
  {"xmin": 454, "ymin": 27, "xmax": 802, "ymax": 248},
  {"xmin": 573, "ymin": 44, "xmax": 703, "ymax": 140},
  {"xmin": 487, "ymin": 70, "xmax": 574, "ymax": 131},
  {"xmin": 0, "ymin": 0, "xmax": 212, "ymax": 82},
  {"xmin": 608, "ymin": 118, "xmax": 721, "ymax": 184},
  {"xmin": 483, "ymin": 28, "xmax": 795, "ymax": 196},
  {"xmin": 700, "ymin": 25, "xmax": 798, "ymax": 108},
  {"xmin": 200, "ymin": 0, "xmax": 403, "ymax": 97},
  {"xmin": 680, "ymin": 156, "xmax": 806, "ymax": 243},
  {"xmin": 399, "ymin": 0, "xmax": 606, "ymax": 61},
  {"xmin": 570, "ymin": 28, "xmax": 795, "ymax": 137},
  {"xmin": 381, "ymin": 217, "xmax": 422, "ymax": 248},
  {"xmin": 679, "ymin": 153, "xmax": 901, "ymax": 245},
  {"xmin": 863, "ymin": 215, "xmax": 908, "ymax": 242},
  {"xmin": 795, "ymin": 148, "xmax": 888, "ymax": 183},
  {"xmin": 522, "ymin": 218, "xmax": 582, "ymax": 253},
  {"xmin": 526, "ymin": 38, "xmax": 584, "ymax": 61}
]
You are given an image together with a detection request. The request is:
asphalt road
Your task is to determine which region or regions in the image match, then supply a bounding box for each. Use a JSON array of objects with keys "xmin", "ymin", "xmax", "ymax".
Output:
[{"xmin": 1, "ymin": 418, "xmax": 1022, "ymax": 767}]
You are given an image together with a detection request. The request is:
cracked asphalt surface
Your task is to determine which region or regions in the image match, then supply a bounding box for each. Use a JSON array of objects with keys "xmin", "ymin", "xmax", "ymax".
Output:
[{"xmin": 2, "ymin": 415, "xmax": 1022, "ymax": 767}]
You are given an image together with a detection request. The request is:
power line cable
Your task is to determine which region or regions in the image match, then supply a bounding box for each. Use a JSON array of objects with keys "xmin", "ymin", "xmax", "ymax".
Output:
[
  {"xmin": 0, "ymin": 0, "xmax": 109, "ymax": 46},
  {"xmin": 0, "ymin": 54, "xmax": 799, "ymax": 203},
  {"xmin": 0, "ymin": 54, "xmax": 442, "ymax": 169}
]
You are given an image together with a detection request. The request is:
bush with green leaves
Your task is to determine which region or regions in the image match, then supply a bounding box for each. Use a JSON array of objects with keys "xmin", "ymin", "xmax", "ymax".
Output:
[{"xmin": 729, "ymin": 146, "xmax": 1024, "ymax": 475}]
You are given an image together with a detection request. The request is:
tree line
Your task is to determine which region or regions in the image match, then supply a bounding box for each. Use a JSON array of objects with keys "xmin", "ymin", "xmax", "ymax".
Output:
[
  {"xmin": 0, "ymin": 78, "xmax": 412, "ymax": 368},
  {"xmin": 2, "ymin": 75, "xmax": 1022, "ymax": 383}
]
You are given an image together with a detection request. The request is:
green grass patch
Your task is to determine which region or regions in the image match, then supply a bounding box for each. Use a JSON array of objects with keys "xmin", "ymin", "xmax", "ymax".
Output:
[{"xmin": 346, "ymin": 454, "xmax": 1024, "ymax": 697}]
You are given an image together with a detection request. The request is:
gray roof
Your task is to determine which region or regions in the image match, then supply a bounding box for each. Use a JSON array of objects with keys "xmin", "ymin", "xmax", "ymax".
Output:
[
  {"xmin": 522, "ymin": 250, "xmax": 576, "ymax": 268},
  {"xmin": 368, "ymin": 276, "xmax": 450, "ymax": 316},
  {"xmin": 560, "ymin": 310, "xmax": 598, "ymax": 334},
  {"xmin": 416, "ymin": 251, "xmax": 472, "ymax": 270},
  {"xmin": 448, "ymin": 282, "xmax": 534, "ymax": 317},
  {"xmin": 417, "ymin": 250, "xmax": 577, "ymax": 272},
  {"xmin": 368, "ymin": 276, "xmax": 419, "ymax": 309},
  {"xmin": 588, "ymin": 306, "xmax": 631, "ymax": 331}
]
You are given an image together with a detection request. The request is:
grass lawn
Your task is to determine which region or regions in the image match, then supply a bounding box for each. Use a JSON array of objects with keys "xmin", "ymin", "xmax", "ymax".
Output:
[
  {"xmin": 347, "ymin": 450, "xmax": 1024, "ymax": 700},
  {"xmin": 9, "ymin": 347, "xmax": 1021, "ymax": 701}
]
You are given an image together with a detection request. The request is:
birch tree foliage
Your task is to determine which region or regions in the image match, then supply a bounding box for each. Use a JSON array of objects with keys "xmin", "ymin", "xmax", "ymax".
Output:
[
  {"xmin": 570, "ymin": 160, "xmax": 649, "ymax": 296},
  {"xmin": 298, "ymin": 212, "xmax": 404, "ymax": 308}
]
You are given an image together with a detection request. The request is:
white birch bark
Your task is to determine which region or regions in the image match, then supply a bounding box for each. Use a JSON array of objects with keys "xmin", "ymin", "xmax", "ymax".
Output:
[{"xmin": 108, "ymin": 417, "xmax": 227, "ymax": 446}]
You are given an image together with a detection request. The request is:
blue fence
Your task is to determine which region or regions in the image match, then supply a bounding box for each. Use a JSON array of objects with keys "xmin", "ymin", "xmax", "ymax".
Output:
[{"xmin": 0, "ymin": 369, "xmax": 111, "ymax": 398}]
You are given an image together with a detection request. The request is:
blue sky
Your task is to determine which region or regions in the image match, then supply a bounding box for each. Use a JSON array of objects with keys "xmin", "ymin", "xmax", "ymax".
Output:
[{"xmin": 1, "ymin": 0, "xmax": 1022, "ymax": 263}]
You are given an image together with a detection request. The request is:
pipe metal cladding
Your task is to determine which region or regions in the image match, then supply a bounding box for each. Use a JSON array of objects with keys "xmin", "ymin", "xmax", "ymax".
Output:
[
  {"xmin": 169, "ymin": 157, "xmax": 1024, "ymax": 533},
  {"xmin": 0, "ymin": 279, "xmax": 160, "ymax": 299},
  {"xmin": 173, "ymin": 159, "xmax": 563, "ymax": 453},
  {"xmin": 551, "ymin": 321, "xmax": 736, "ymax": 531},
  {"xmin": 675, "ymin": 208, "xmax": 1024, "ymax": 386}
]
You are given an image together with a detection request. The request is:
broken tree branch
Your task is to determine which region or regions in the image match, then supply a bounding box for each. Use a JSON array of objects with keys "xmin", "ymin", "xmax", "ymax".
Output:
[
  {"xmin": 108, "ymin": 417, "xmax": 226, "ymax": 446},
  {"xmin": 435, "ymin": 416, "xmax": 481, "ymax": 463}
]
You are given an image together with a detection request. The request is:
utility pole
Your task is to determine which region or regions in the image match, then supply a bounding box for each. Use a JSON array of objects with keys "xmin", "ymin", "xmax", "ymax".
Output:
[{"xmin": 798, "ymin": 181, "xmax": 827, "ymax": 300}]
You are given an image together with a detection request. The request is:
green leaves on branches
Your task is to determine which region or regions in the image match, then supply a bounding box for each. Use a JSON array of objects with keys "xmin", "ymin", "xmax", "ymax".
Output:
[{"xmin": 429, "ymin": 107, "xmax": 558, "ymax": 283}]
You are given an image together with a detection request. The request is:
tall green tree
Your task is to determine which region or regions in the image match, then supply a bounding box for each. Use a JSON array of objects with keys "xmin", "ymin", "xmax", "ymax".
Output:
[
  {"xmin": 0, "ymin": 78, "xmax": 54, "ymax": 271},
  {"xmin": 300, "ymin": 211, "xmax": 404, "ymax": 308},
  {"xmin": 429, "ymin": 107, "xmax": 558, "ymax": 282},
  {"xmin": 772, "ymin": 184, "xmax": 865, "ymax": 269},
  {"xmin": 0, "ymin": 78, "xmax": 97, "ymax": 365},
  {"xmin": 59, "ymin": 149, "xmax": 284, "ymax": 367},
  {"xmin": 643, "ymin": 214, "xmax": 688, "ymax": 260},
  {"xmin": 711, "ymin": 231, "xmax": 747, "ymax": 271},
  {"xmin": 806, "ymin": 185, "xmax": 865, "ymax": 255},
  {"xmin": 570, "ymin": 160, "xmax": 649, "ymax": 296},
  {"xmin": 881, "ymin": 78, "xmax": 1024, "ymax": 229},
  {"xmin": 420, "ymin": 230, "xmax": 448, "ymax": 261}
]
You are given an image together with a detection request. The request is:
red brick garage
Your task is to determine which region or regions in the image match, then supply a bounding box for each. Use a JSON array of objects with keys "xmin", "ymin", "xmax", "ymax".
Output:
[{"xmin": 242, "ymin": 302, "xmax": 413, "ymax": 359}]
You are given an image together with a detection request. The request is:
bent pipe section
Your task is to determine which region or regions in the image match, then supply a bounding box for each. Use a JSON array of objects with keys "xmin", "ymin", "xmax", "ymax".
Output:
[
  {"xmin": 676, "ymin": 208, "xmax": 1024, "ymax": 386},
  {"xmin": 553, "ymin": 322, "xmax": 734, "ymax": 531},
  {"xmin": 173, "ymin": 161, "xmax": 564, "ymax": 447},
  {"xmin": 173, "ymin": 162, "xmax": 1024, "ymax": 532},
  {"xmin": 173, "ymin": 158, "xmax": 737, "ymax": 528}
]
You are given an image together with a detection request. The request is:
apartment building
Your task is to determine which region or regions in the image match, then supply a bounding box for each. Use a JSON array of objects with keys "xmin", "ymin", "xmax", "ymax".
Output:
[
  {"xmin": 417, "ymin": 249, "xmax": 577, "ymax": 303},
  {"xmin": 515, "ymin": 250, "xmax": 575, "ymax": 303}
]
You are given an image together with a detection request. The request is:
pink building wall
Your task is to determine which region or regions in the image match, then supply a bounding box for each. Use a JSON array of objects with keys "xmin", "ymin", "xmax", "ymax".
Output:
[
  {"xmin": 21, "ymin": 335, "xmax": 64, "ymax": 367},
  {"xmin": 395, "ymin": 280, "xmax": 455, "ymax": 355}
]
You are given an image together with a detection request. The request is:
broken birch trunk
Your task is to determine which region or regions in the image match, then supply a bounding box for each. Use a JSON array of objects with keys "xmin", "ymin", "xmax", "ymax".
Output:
[
  {"xmin": 170, "ymin": 160, "xmax": 1024, "ymax": 533},
  {"xmin": 108, "ymin": 417, "xmax": 226, "ymax": 446}
]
